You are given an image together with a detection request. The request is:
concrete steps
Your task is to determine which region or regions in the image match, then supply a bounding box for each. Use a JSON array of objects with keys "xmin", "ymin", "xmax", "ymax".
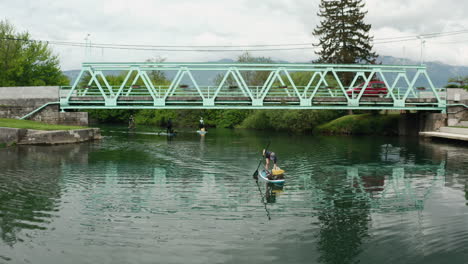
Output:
[{"xmin": 439, "ymin": 127, "xmax": 468, "ymax": 135}]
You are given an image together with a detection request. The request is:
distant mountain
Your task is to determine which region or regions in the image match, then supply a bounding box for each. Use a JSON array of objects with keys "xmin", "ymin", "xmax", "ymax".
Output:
[
  {"xmin": 63, "ymin": 56, "xmax": 468, "ymax": 87},
  {"xmin": 379, "ymin": 56, "xmax": 468, "ymax": 87}
]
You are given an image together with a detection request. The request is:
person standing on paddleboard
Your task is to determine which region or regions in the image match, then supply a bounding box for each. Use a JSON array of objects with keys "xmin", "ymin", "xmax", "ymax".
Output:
[
  {"xmin": 199, "ymin": 117, "xmax": 205, "ymax": 132},
  {"xmin": 263, "ymin": 149, "xmax": 279, "ymax": 171},
  {"xmin": 128, "ymin": 115, "xmax": 136, "ymax": 130},
  {"xmin": 166, "ymin": 118, "xmax": 173, "ymax": 134}
]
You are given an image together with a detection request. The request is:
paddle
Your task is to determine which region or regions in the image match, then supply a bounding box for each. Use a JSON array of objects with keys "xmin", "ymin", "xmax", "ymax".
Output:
[
  {"xmin": 253, "ymin": 141, "xmax": 270, "ymax": 179},
  {"xmin": 254, "ymin": 178, "xmax": 271, "ymax": 220}
]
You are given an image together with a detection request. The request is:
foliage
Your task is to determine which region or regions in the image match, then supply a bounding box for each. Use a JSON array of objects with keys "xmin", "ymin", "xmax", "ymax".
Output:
[
  {"xmin": 447, "ymin": 76, "xmax": 468, "ymax": 87},
  {"xmin": 0, "ymin": 20, "xmax": 69, "ymax": 86},
  {"xmin": 240, "ymin": 110, "xmax": 344, "ymax": 132},
  {"xmin": 313, "ymin": 0, "xmax": 377, "ymax": 64},
  {"xmin": 287, "ymin": 71, "xmax": 339, "ymax": 89},
  {"xmin": 213, "ymin": 52, "xmax": 273, "ymax": 88},
  {"xmin": 0, "ymin": 118, "xmax": 85, "ymax": 130},
  {"xmin": 134, "ymin": 109, "xmax": 251, "ymax": 128},
  {"xmin": 87, "ymin": 109, "xmax": 137, "ymax": 123},
  {"xmin": 315, "ymin": 113, "xmax": 400, "ymax": 135}
]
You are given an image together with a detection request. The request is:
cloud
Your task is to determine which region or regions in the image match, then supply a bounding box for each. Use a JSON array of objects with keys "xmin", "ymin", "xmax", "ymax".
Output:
[{"xmin": 1, "ymin": 0, "xmax": 467, "ymax": 70}]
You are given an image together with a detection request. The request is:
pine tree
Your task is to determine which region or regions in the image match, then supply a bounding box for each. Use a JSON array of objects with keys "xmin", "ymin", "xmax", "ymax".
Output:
[{"xmin": 313, "ymin": 0, "xmax": 378, "ymax": 64}]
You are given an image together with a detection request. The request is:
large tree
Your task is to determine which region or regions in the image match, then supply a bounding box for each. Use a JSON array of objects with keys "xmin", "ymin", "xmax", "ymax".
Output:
[
  {"xmin": 214, "ymin": 52, "xmax": 273, "ymax": 87},
  {"xmin": 0, "ymin": 20, "xmax": 68, "ymax": 86},
  {"xmin": 313, "ymin": 0, "xmax": 377, "ymax": 64}
]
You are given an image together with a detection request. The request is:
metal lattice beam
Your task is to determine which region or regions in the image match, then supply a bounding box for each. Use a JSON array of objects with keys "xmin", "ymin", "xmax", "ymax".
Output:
[{"xmin": 59, "ymin": 62, "xmax": 446, "ymax": 111}]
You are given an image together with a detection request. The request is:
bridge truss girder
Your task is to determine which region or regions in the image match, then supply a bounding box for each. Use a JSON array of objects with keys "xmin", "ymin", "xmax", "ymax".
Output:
[{"xmin": 60, "ymin": 62, "xmax": 446, "ymax": 111}]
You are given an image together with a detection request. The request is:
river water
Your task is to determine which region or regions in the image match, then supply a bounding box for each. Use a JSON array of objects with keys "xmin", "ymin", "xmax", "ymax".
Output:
[{"xmin": 0, "ymin": 126, "xmax": 467, "ymax": 264}]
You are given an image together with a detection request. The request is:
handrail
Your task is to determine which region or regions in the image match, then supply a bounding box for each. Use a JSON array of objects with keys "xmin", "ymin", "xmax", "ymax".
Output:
[
  {"xmin": 20, "ymin": 102, "xmax": 59, "ymax": 120},
  {"xmin": 447, "ymin": 103, "xmax": 468, "ymax": 108},
  {"xmin": 446, "ymin": 103, "xmax": 468, "ymax": 114}
]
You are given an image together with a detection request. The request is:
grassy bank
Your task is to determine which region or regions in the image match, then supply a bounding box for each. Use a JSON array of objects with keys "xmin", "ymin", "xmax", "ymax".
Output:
[
  {"xmin": 315, "ymin": 113, "xmax": 400, "ymax": 135},
  {"xmin": 0, "ymin": 118, "xmax": 86, "ymax": 130}
]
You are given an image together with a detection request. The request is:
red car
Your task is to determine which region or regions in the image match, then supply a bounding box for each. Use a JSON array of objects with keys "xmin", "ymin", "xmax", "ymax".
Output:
[{"xmin": 346, "ymin": 81, "xmax": 388, "ymax": 97}]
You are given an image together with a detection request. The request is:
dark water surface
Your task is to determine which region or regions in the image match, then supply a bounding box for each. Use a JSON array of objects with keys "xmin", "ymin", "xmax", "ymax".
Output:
[{"xmin": 1, "ymin": 127, "xmax": 468, "ymax": 264}]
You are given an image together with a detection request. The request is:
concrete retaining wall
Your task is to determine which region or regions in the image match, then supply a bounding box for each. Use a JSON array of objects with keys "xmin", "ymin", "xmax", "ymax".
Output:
[
  {"xmin": 0, "ymin": 86, "xmax": 59, "ymax": 99},
  {"xmin": 419, "ymin": 112, "xmax": 447, "ymax": 132},
  {"xmin": 447, "ymin": 88, "xmax": 468, "ymax": 101},
  {"xmin": 0, "ymin": 127, "xmax": 27, "ymax": 145},
  {"xmin": 0, "ymin": 127, "xmax": 101, "ymax": 145}
]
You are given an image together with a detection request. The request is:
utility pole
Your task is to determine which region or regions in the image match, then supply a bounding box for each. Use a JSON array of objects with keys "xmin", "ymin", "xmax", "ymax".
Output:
[
  {"xmin": 84, "ymin": 34, "xmax": 91, "ymax": 62},
  {"xmin": 417, "ymin": 36, "xmax": 426, "ymax": 65}
]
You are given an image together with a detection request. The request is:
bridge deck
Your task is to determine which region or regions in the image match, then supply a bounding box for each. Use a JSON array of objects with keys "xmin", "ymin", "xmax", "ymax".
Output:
[{"xmin": 69, "ymin": 96, "xmax": 439, "ymax": 103}]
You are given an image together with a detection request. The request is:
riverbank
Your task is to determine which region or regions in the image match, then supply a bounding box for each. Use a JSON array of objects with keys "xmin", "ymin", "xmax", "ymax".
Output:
[
  {"xmin": 0, "ymin": 118, "xmax": 101, "ymax": 146},
  {"xmin": 315, "ymin": 113, "xmax": 400, "ymax": 135},
  {"xmin": 88, "ymin": 109, "xmax": 345, "ymax": 133}
]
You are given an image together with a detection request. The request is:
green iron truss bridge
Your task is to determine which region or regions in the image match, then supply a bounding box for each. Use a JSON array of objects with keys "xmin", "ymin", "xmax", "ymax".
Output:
[{"xmin": 59, "ymin": 62, "xmax": 446, "ymax": 111}]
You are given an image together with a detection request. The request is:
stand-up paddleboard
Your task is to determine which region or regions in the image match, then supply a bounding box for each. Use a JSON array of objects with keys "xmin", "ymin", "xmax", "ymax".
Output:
[
  {"xmin": 110, "ymin": 131, "xmax": 175, "ymax": 136},
  {"xmin": 258, "ymin": 170, "xmax": 285, "ymax": 184},
  {"xmin": 197, "ymin": 130, "xmax": 207, "ymax": 135},
  {"xmin": 156, "ymin": 132, "xmax": 176, "ymax": 136}
]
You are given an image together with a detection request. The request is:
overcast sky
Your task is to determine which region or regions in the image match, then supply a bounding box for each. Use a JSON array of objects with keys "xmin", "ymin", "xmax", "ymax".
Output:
[{"xmin": 1, "ymin": 0, "xmax": 467, "ymax": 70}]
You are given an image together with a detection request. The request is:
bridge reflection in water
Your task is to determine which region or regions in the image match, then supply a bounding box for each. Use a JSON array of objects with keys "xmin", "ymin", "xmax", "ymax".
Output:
[{"xmin": 295, "ymin": 163, "xmax": 445, "ymax": 212}]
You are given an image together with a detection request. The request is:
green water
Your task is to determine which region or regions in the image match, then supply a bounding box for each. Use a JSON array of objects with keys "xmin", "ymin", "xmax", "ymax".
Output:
[{"xmin": 1, "ymin": 127, "xmax": 467, "ymax": 264}]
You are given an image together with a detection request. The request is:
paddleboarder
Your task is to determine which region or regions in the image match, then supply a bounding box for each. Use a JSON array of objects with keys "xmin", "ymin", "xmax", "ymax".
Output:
[
  {"xmin": 263, "ymin": 149, "xmax": 279, "ymax": 171},
  {"xmin": 128, "ymin": 115, "xmax": 136, "ymax": 130},
  {"xmin": 166, "ymin": 118, "xmax": 173, "ymax": 134},
  {"xmin": 199, "ymin": 117, "xmax": 205, "ymax": 132}
]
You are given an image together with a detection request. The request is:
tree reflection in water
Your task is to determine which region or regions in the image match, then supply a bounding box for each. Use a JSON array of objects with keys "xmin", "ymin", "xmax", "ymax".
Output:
[{"xmin": 317, "ymin": 187, "xmax": 370, "ymax": 264}]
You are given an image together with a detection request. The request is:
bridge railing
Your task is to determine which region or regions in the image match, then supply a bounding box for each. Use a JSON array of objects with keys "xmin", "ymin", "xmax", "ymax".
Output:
[{"xmin": 59, "ymin": 62, "xmax": 446, "ymax": 110}]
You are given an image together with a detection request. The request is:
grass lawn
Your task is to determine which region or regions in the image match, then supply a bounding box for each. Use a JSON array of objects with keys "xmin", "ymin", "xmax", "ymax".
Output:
[{"xmin": 0, "ymin": 118, "xmax": 86, "ymax": 130}]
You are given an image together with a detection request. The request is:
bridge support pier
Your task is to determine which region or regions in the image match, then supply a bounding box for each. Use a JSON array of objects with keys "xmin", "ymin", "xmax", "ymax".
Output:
[{"xmin": 418, "ymin": 112, "xmax": 447, "ymax": 133}]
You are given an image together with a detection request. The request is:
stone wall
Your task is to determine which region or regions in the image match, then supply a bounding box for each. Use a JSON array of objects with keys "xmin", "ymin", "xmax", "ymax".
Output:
[
  {"xmin": 0, "ymin": 98, "xmax": 58, "ymax": 119},
  {"xmin": 0, "ymin": 86, "xmax": 89, "ymax": 126},
  {"xmin": 447, "ymin": 104, "xmax": 468, "ymax": 126},
  {"xmin": 33, "ymin": 111, "xmax": 89, "ymax": 126}
]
